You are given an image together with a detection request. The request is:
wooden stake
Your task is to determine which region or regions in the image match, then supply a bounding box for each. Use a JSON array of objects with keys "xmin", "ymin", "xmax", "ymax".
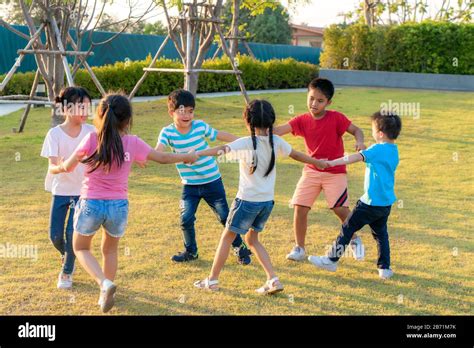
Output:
[
  {"xmin": 67, "ymin": 33, "xmax": 106, "ymax": 97},
  {"xmin": 18, "ymin": 69, "xmax": 41, "ymax": 133},
  {"xmin": 0, "ymin": 23, "xmax": 45, "ymax": 92},
  {"xmin": 129, "ymin": 35, "xmax": 171, "ymax": 100},
  {"xmin": 216, "ymin": 25, "xmax": 249, "ymax": 104},
  {"xmin": 50, "ymin": 17, "xmax": 75, "ymax": 86}
]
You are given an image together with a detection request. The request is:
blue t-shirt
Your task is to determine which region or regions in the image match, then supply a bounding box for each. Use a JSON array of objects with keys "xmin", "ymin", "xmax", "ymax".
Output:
[
  {"xmin": 157, "ymin": 120, "xmax": 220, "ymax": 185},
  {"xmin": 359, "ymin": 143, "xmax": 399, "ymax": 206}
]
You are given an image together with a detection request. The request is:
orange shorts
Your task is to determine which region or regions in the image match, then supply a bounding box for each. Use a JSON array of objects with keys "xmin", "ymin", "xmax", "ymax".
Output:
[{"xmin": 291, "ymin": 167, "xmax": 349, "ymax": 209}]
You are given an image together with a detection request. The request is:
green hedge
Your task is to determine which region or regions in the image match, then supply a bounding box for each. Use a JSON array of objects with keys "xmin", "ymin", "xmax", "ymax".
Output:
[
  {"xmin": 320, "ymin": 21, "xmax": 474, "ymax": 75},
  {"xmin": 0, "ymin": 55, "xmax": 318, "ymax": 98}
]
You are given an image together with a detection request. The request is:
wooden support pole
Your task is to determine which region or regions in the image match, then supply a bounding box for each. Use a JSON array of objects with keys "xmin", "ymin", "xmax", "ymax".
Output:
[
  {"xmin": 0, "ymin": 95, "xmax": 48, "ymax": 101},
  {"xmin": 243, "ymin": 41, "xmax": 256, "ymax": 59},
  {"xmin": 18, "ymin": 69, "xmax": 41, "ymax": 133},
  {"xmin": 50, "ymin": 17, "xmax": 75, "ymax": 87},
  {"xmin": 0, "ymin": 100, "xmax": 54, "ymax": 105},
  {"xmin": 216, "ymin": 26, "xmax": 249, "ymax": 104},
  {"xmin": 129, "ymin": 35, "xmax": 171, "ymax": 100},
  {"xmin": 143, "ymin": 68, "xmax": 241, "ymax": 74},
  {"xmin": 67, "ymin": 33, "xmax": 106, "ymax": 97},
  {"xmin": 17, "ymin": 49, "xmax": 94, "ymax": 56},
  {"xmin": 212, "ymin": 46, "xmax": 222, "ymax": 60},
  {"xmin": 0, "ymin": 23, "xmax": 45, "ymax": 92},
  {"xmin": 184, "ymin": 18, "xmax": 192, "ymax": 91}
]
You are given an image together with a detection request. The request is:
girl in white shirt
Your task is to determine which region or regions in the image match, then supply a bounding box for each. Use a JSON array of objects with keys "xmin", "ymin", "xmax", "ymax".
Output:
[
  {"xmin": 40, "ymin": 87, "xmax": 95, "ymax": 289},
  {"xmin": 194, "ymin": 100, "xmax": 327, "ymax": 294}
]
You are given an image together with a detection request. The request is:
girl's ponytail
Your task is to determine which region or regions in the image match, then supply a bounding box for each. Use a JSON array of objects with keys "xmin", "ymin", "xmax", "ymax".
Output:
[
  {"xmin": 265, "ymin": 123, "xmax": 276, "ymax": 177},
  {"xmin": 244, "ymin": 99, "xmax": 276, "ymax": 177},
  {"xmin": 83, "ymin": 94, "xmax": 132, "ymax": 173}
]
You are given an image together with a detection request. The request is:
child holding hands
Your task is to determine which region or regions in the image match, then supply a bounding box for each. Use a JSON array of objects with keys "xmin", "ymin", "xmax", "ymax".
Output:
[
  {"xmin": 51, "ymin": 93, "xmax": 198, "ymax": 312},
  {"xmin": 194, "ymin": 100, "xmax": 327, "ymax": 294},
  {"xmin": 308, "ymin": 111, "xmax": 401, "ymax": 279}
]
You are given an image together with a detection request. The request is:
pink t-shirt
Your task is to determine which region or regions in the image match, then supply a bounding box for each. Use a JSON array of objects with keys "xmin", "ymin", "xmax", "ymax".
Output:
[{"xmin": 74, "ymin": 132, "xmax": 152, "ymax": 199}]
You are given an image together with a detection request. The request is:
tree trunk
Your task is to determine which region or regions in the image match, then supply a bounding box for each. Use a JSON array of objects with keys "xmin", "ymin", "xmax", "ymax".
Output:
[
  {"xmin": 229, "ymin": 0, "xmax": 240, "ymax": 57},
  {"xmin": 364, "ymin": 0, "xmax": 373, "ymax": 27},
  {"xmin": 185, "ymin": 72, "xmax": 200, "ymax": 96}
]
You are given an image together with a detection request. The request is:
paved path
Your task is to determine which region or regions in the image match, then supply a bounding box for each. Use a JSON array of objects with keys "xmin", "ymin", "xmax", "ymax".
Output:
[{"xmin": 0, "ymin": 88, "xmax": 306, "ymax": 117}]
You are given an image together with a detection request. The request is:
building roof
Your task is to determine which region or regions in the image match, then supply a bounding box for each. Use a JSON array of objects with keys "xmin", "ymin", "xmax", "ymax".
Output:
[{"xmin": 290, "ymin": 24, "xmax": 325, "ymax": 36}]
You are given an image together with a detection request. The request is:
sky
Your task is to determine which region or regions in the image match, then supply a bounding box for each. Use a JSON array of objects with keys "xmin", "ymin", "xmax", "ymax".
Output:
[
  {"xmin": 0, "ymin": 0, "xmax": 454, "ymax": 28},
  {"xmin": 104, "ymin": 0, "xmax": 450, "ymax": 28}
]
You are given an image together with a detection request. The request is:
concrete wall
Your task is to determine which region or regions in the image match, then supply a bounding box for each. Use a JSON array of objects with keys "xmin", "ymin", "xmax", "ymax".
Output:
[{"xmin": 319, "ymin": 69, "xmax": 474, "ymax": 92}]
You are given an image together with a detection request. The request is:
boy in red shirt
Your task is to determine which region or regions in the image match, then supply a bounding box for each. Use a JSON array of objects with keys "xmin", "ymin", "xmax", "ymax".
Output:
[{"xmin": 274, "ymin": 78, "xmax": 366, "ymax": 261}]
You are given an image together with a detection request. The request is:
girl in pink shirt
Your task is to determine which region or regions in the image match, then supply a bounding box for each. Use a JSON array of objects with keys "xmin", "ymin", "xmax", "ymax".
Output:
[{"xmin": 52, "ymin": 93, "xmax": 197, "ymax": 312}]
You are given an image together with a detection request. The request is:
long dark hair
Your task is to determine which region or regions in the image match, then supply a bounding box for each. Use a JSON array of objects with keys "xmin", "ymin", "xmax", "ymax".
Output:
[
  {"xmin": 82, "ymin": 93, "xmax": 132, "ymax": 173},
  {"xmin": 243, "ymin": 99, "xmax": 276, "ymax": 177}
]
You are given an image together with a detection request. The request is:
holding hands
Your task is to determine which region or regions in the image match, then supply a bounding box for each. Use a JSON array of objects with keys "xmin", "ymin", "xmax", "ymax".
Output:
[
  {"xmin": 355, "ymin": 142, "xmax": 367, "ymax": 151},
  {"xmin": 184, "ymin": 150, "xmax": 199, "ymax": 164}
]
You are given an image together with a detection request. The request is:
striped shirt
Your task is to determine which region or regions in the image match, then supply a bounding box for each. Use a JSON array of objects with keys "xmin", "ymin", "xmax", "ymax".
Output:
[{"xmin": 157, "ymin": 120, "xmax": 221, "ymax": 185}]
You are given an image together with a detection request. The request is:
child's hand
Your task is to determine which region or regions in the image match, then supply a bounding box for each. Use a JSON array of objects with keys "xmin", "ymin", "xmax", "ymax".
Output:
[
  {"xmin": 135, "ymin": 160, "xmax": 148, "ymax": 168},
  {"xmin": 185, "ymin": 150, "xmax": 199, "ymax": 164},
  {"xmin": 57, "ymin": 157, "xmax": 66, "ymax": 173},
  {"xmin": 75, "ymin": 150, "xmax": 88, "ymax": 161},
  {"xmin": 325, "ymin": 160, "xmax": 335, "ymax": 168},
  {"xmin": 355, "ymin": 142, "xmax": 366, "ymax": 151},
  {"xmin": 314, "ymin": 160, "xmax": 329, "ymax": 170}
]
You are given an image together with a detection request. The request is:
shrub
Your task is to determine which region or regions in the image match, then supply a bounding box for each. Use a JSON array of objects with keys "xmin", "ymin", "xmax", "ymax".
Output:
[
  {"xmin": 320, "ymin": 21, "xmax": 474, "ymax": 75},
  {"xmin": 0, "ymin": 55, "xmax": 319, "ymax": 98}
]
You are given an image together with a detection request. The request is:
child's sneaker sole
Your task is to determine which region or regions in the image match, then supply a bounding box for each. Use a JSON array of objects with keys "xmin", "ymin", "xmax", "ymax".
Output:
[
  {"xmin": 266, "ymin": 287, "xmax": 284, "ymax": 295},
  {"xmin": 100, "ymin": 284, "xmax": 117, "ymax": 313}
]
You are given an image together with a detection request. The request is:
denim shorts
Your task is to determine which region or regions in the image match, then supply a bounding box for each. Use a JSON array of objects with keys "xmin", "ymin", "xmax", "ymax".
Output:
[
  {"xmin": 74, "ymin": 199, "xmax": 129, "ymax": 238},
  {"xmin": 226, "ymin": 198, "xmax": 274, "ymax": 235}
]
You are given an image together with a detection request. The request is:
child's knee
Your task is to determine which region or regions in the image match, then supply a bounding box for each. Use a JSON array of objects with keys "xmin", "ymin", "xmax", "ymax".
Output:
[
  {"xmin": 101, "ymin": 242, "xmax": 118, "ymax": 256},
  {"xmin": 50, "ymin": 235, "xmax": 63, "ymax": 249},
  {"xmin": 180, "ymin": 211, "xmax": 196, "ymax": 229},
  {"xmin": 244, "ymin": 231, "xmax": 257, "ymax": 247}
]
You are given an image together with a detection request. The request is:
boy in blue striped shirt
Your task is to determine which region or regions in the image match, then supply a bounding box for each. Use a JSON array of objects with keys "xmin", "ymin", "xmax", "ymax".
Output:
[{"xmin": 156, "ymin": 89, "xmax": 252, "ymax": 264}]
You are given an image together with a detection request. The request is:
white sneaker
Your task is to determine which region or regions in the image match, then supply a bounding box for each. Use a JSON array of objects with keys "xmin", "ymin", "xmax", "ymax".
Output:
[
  {"xmin": 57, "ymin": 272, "xmax": 73, "ymax": 289},
  {"xmin": 378, "ymin": 268, "xmax": 394, "ymax": 279},
  {"xmin": 308, "ymin": 255, "xmax": 337, "ymax": 272},
  {"xmin": 99, "ymin": 279, "xmax": 117, "ymax": 313},
  {"xmin": 286, "ymin": 245, "xmax": 306, "ymax": 261},
  {"xmin": 349, "ymin": 236, "xmax": 365, "ymax": 260}
]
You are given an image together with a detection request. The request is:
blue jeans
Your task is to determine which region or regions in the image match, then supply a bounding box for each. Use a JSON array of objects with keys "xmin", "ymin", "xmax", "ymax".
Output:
[
  {"xmin": 49, "ymin": 195, "xmax": 79, "ymax": 275},
  {"xmin": 328, "ymin": 200, "xmax": 392, "ymax": 269},
  {"xmin": 180, "ymin": 178, "xmax": 243, "ymax": 254}
]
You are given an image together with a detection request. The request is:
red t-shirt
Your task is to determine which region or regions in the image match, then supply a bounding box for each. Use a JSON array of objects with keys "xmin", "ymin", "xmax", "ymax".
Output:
[{"xmin": 289, "ymin": 111, "xmax": 351, "ymax": 174}]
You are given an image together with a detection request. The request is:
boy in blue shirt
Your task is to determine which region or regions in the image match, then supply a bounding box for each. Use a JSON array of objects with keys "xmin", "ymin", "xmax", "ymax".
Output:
[
  {"xmin": 308, "ymin": 111, "xmax": 401, "ymax": 279},
  {"xmin": 156, "ymin": 89, "xmax": 251, "ymax": 264}
]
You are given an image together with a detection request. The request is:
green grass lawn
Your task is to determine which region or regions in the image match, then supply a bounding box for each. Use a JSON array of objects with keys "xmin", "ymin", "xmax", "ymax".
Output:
[{"xmin": 0, "ymin": 87, "xmax": 473, "ymax": 315}]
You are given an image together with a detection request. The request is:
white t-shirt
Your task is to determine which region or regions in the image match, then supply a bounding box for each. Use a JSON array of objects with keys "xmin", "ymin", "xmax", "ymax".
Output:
[
  {"xmin": 227, "ymin": 135, "xmax": 292, "ymax": 202},
  {"xmin": 40, "ymin": 124, "xmax": 95, "ymax": 196}
]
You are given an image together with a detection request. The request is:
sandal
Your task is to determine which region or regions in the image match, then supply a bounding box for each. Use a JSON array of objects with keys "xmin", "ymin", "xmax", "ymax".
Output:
[
  {"xmin": 256, "ymin": 277, "xmax": 284, "ymax": 295},
  {"xmin": 193, "ymin": 277, "xmax": 219, "ymax": 291}
]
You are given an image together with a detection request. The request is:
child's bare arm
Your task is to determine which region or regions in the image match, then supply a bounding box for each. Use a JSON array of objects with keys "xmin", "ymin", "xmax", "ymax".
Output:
[
  {"xmin": 154, "ymin": 143, "xmax": 166, "ymax": 152},
  {"xmin": 50, "ymin": 150, "xmax": 85, "ymax": 174},
  {"xmin": 147, "ymin": 149, "xmax": 198, "ymax": 164},
  {"xmin": 48, "ymin": 157, "xmax": 62, "ymax": 174},
  {"xmin": 216, "ymin": 130, "xmax": 238, "ymax": 142},
  {"xmin": 273, "ymin": 123, "xmax": 292, "ymax": 136},
  {"xmin": 196, "ymin": 145, "xmax": 230, "ymax": 157},
  {"xmin": 326, "ymin": 153, "xmax": 364, "ymax": 167},
  {"xmin": 346, "ymin": 124, "xmax": 366, "ymax": 151},
  {"xmin": 289, "ymin": 149, "xmax": 328, "ymax": 169}
]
